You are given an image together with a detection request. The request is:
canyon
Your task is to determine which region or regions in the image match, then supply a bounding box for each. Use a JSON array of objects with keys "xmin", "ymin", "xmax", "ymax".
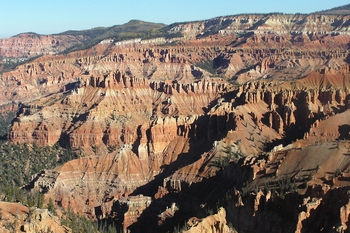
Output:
[{"xmin": 0, "ymin": 6, "xmax": 350, "ymax": 233}]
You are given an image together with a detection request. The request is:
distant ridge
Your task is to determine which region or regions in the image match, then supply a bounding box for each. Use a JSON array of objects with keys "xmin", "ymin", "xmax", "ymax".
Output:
[
  {"xmin": 12, "ymin": 32, "xmax": 41, "ymax": 37},
  {"xmin": 314, "ymin": 4, "xmax": 350, "ymax": 15},
  {"xmin": 56, "ymin": 20, "xmax": 168, "ymax": 54}
]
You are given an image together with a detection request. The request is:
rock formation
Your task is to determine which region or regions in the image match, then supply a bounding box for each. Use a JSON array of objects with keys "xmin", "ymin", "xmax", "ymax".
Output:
[
  {"xmin": 0, "ymin": 8, "xmax": 350, "ymax": 233},
  {"xmin": 183, "ymin": 208, "xmax": 232, "ymax": 233},
  {"xmin": 0, "ymin": 201, "xmax": 70, "ymax": 233}
]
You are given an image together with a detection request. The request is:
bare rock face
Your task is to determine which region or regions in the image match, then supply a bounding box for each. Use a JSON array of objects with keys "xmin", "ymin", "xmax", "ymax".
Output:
[
  {"xmin": 8, "ymin": 76, "xmax": 226, "ymax": 147},
  {"xmin": 33, "ymin": 148, "xmax": 153, "ymax": 214},
  {"xmin": 183, "ymin": 208, "xmax": 232, "ymax": 233},
  {"xmin": 0, "ymin": 33, "xmax": 89, "ymax": 58},
  {"xmin": 295, "ymin": 197, "xmax": 322, "ymax": 233},
  {"xmin": 0, "ymin": 201, "xmax": 70, "ymax": 233}
]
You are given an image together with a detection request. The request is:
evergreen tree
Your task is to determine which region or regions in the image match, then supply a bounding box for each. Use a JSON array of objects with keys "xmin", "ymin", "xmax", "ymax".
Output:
[{"xmin": 47, "ymin": 198, "xmax": 56, "ymax": 214}]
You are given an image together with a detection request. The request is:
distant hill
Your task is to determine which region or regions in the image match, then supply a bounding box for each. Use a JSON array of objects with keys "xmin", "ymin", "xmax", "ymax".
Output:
[
  {"xmin": 56, "ymin": 20, "xmax": 179, "ymax": 54},
  {"xmin": 314, "ymin": 4, "xmax": 350, "ymax": 14}
]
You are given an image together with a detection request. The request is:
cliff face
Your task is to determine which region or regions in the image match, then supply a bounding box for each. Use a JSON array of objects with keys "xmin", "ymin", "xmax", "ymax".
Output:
[
  {"xmin": 18, "ymin": 75, "xmax": 226, "ymax": 223},
  {"xmin": 1, "ymin": 10, "xmax": 350, "ymax": 233},
  {"xmin": 8, "ymin": 75, "xmax": 226, "ymax": 147},
  {"xmin": 0, "ymin": 33, "xmax": 89, "ymax": 58},
  {"xmin": 22, "ymin": 65, "xmax": 350, "ymax": 232},
  {"xmin": 170, "ymin": 14, "xmax": 350, "ymax": 37}
]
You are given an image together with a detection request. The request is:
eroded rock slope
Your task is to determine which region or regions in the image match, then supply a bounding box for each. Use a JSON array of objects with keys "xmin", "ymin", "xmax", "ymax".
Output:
[{"xmin": 1, "ymin": 10, "xmax": 350, "ymax": 233}]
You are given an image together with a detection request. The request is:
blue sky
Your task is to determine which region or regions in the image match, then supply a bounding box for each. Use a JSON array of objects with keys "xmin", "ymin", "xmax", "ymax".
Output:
[{"xmin": 1, "ymin": 0, "xmax": 349, "ymax": 38}]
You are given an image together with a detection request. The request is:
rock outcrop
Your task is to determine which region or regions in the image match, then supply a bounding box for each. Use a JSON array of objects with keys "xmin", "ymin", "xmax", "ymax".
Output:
[
  {"xmin": 183, "ymin": 208, "xmax": 233, "ymax": 233},
  {"xmin": 0, "ymin": 201, "xmax": 70, "ymax": 233}
]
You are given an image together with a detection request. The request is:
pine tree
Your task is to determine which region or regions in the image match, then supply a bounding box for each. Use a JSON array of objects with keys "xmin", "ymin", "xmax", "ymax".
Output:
[{"xmin": 47, "ymin": 198, "xmax": 56, "ymax": 214}]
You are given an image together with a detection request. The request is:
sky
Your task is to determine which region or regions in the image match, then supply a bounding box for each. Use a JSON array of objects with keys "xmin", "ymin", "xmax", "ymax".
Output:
[{"xmin": 1, "ymin": 0, "xmax": 349, "ymax": 38}]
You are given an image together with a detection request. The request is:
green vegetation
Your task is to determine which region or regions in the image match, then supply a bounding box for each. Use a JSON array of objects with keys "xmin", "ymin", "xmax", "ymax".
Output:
[
  {"xmin": 0, "ymin": 182, "xmax": 44, "ymax": 208},
  {"xmin": 194, "ymin": 59, "xmax": 216, "ymax": 75},
  {"xmin": 276, "ymin": 175, "xmax": 297, "ymax": 199},
  {"xmin": 334, "ymin": 168, "xmax": 342, "ymax": 177},
  {"xmin": 0, "ymin": 140, "xmax": 111, "ymax": 231},
  {"xmin": 61, "ymin": 207, "xmax": 125, "ymax": 233},
  {"xmin": 47, "ymin": 198, "xmax": 56, "ymax": 214},
  {"xmin": 59, "ymin": 20, "xmax": 183, "ymax": 55},
  {"xmin": 257, "ymin": 174, "xmax": 298, "ymax": 200},
  {"xmin": 170, "ymin": 221, "xmax": 187, "ymax": 233},
  {"xmin": 0, "ymin": 108, "xmax": 113, "ymax": 232},
  {"xmin": 0, "ymin": 110, "xmax": 16, "ymax": 138},
  {"xmin": 0, "ymin": 141, "xmax": 81, "ymax": 211},
  {"xmin": 61, "ymin": 208, "xmax": 101, "ymax": 233},
  {"xmin": 0, "ymin": 142, "xmax": 80, "ymax": 187},
  {"xmin": 1, "ymin": 55, "xmax": 43, "ymax": 74},
  {"xmin": 193, "ymin": 18, "xmax": 230, "ymax": 38},
  {"xmin": 316, "ymin": 4, "xmax": 350, "ymax": 15},
  {"xmin": 211, "ymin": 146, "xmax": 243, "ymax": 170}
]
